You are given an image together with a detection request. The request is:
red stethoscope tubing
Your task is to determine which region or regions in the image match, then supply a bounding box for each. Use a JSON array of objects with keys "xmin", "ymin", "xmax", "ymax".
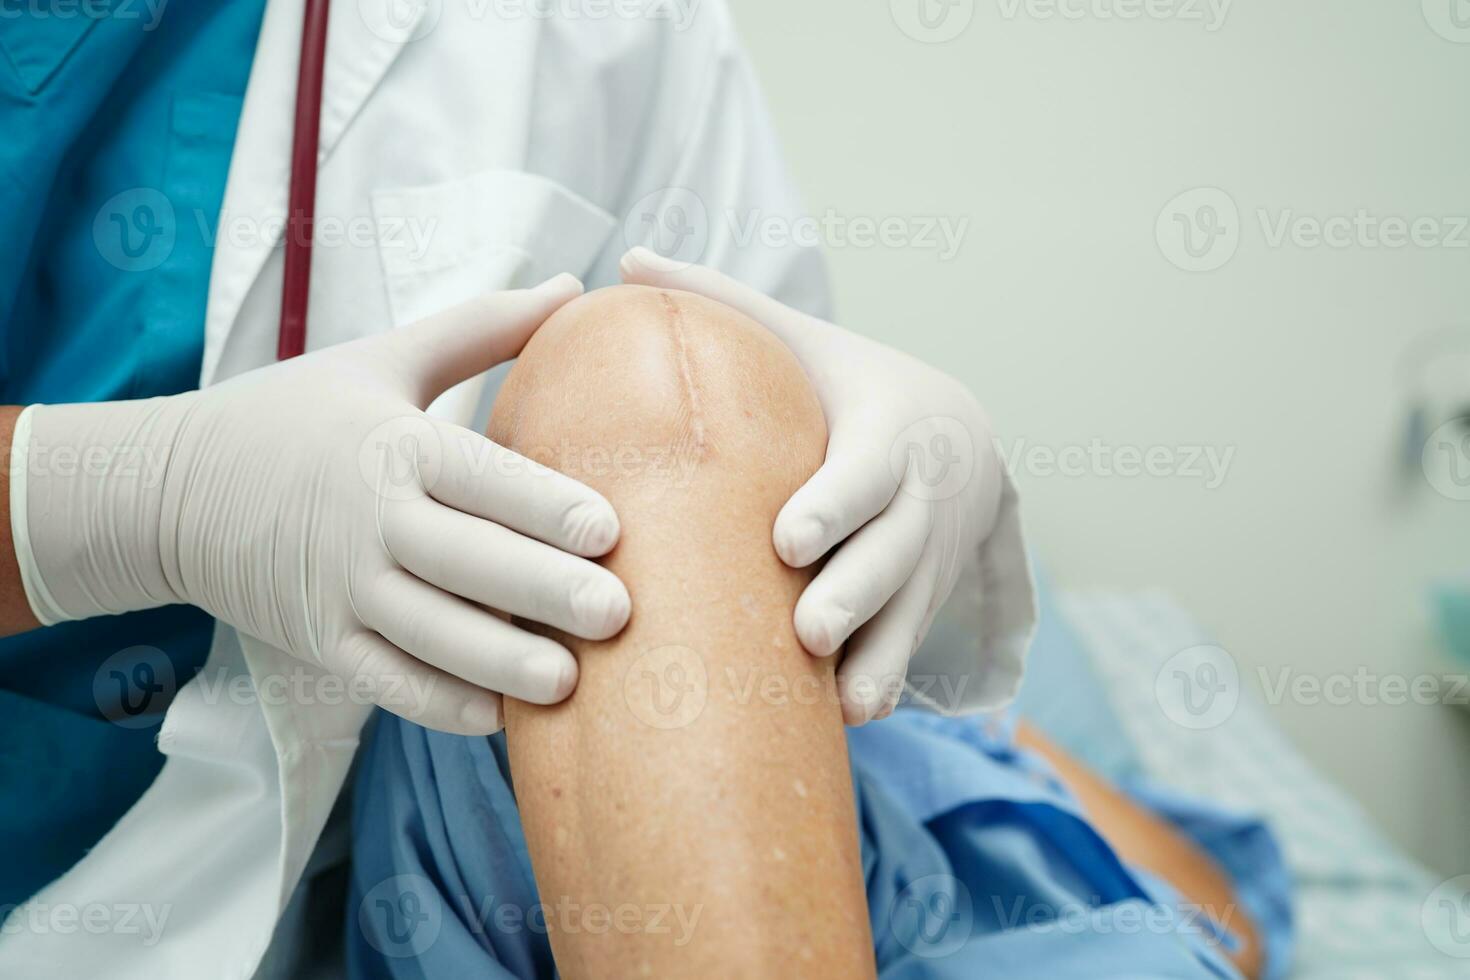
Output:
[{"xmin": 277, "ymin": 0, "xmax": 331, "ymax": 360}]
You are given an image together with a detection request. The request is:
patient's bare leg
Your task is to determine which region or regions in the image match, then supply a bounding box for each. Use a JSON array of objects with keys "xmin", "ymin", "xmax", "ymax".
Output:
[
  {"xmin": 1014, "ymin": 721, "xmax": 1264, "ymax": 979},
  {"xmin": 488, "ymin": 285, "xmax": 876, "ymax": 979}
]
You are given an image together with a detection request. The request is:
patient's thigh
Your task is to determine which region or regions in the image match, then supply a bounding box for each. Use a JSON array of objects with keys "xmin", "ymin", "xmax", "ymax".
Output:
[{"xmin": 489, "ymin": 285, "xmax": 874, "ymax": 980}]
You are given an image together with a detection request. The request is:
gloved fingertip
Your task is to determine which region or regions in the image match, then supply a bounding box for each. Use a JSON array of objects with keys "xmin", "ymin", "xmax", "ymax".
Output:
[
  {"xmin": 838, "ymin": 669, "xmax": 903, "ymax": 727},
  {"xmin": 569, "ymin": 499, "xmax": 620, "ymax": 556},
  {"xmin": 572, "ymin": 578, "xmax": 631, "ymax": 640},
  {"xmin": 618, "ymin": 246, "xmax": 647, "ymax": 276},
  {"xmin": 774, "ymin": 515, "xmax": 825, "ymax": 568},
  {"xmin": 841, "ymin": 696, "xmax": 875, "ymax": 727},
  {"xmin": 603, "ymin": 584, "xmax": 632, "ymax": 635},
  {"xmin": 619, "ymin": 246, "xmax": 683, "ymax": 282},
  {"xmin": 553, "ymin": 658, "xmax": 579, "ymax": 702},
  {"xmin": 532, "ymin": 272, "xmax": 585, "ymax": 300},
  {"xmin": 583, "ymin": 516, "xmax": 619, "ymax": 556},
  {"xmin": 458, "ymin": 696, "xmax": 503, "ymax": 735},
  {"xmin": 524, "ymin": 653, "xmax": 579, "ymax": 705},
  {"xmin": 795, "ymin": 603, "xmax": 848, "ymax": 657}
]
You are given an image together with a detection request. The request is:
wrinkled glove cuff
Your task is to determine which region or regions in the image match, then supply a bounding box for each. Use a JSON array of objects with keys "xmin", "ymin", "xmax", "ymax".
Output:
[{"xmin": 14, "ymin": 397, "xmax": 188, "ymax": 623}]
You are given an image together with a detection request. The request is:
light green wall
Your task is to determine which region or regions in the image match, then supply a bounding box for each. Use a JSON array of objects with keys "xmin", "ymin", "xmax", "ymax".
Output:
[{"xmin": 732, "ymin": 0, "xmax": 1470, "ymax": 873}]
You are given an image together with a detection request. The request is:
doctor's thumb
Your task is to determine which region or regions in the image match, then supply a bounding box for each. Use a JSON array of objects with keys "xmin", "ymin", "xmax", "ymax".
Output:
[{"xmin": 381, "ymin": 273, "xmax": 585, "ymax": 406}]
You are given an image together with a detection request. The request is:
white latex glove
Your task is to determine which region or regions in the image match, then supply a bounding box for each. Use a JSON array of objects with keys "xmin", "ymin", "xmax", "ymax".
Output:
[
  {"xmin": 622, "ymin": 249, "xmax": 1005, "ymax": 725},
  {"xmin": 14, "ymin": 275, "xmax": 629, "ymax": 735}
]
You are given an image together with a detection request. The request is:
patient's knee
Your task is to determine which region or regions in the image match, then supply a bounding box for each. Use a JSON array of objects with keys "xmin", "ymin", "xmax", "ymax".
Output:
[
  {"xmin": 488, "ymin": 285, "xmax": 835, "ymax": 732},
  {"xmin": 489, "ymin": 284, "xmax": 826, "ymax": 515}
]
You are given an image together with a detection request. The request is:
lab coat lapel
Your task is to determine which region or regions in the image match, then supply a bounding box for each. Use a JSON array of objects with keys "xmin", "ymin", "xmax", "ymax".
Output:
[{"xmin": 201, "ymin": 0, "xmax": 428, "ymax": 386}]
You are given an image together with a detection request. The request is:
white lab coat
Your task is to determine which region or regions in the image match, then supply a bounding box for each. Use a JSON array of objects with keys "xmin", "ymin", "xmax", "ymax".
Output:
[{"xmin": 0, "ymin": 1, "xmax": 1034, "ymax": 976}]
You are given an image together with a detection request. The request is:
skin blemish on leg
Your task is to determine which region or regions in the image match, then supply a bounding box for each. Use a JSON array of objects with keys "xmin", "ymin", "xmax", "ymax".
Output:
[{"xmin": 793, "ymin": 778, "xmax": 809, "ymax": 799}]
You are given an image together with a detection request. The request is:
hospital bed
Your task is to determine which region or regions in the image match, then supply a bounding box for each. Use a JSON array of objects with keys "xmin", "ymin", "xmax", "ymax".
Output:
[{"xmin": 1013, "ymin": 584, "xmax": 1464, "ymax": 978}]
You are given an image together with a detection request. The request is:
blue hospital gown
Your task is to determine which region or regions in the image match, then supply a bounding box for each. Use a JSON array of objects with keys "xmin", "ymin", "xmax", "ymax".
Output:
[{"xmin": 346, "ymin": 708, "xmax": 1292, "ymax": 978}]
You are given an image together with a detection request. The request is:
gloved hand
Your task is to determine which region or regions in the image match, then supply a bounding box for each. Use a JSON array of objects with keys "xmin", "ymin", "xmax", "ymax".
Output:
[
  {"xmin": 15, "ymin": 275, "xmax": 629, "ymax": 734},
  {"xmin": 621, "ymin": 249, "xmax": 1005, "ymax": 725}
]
